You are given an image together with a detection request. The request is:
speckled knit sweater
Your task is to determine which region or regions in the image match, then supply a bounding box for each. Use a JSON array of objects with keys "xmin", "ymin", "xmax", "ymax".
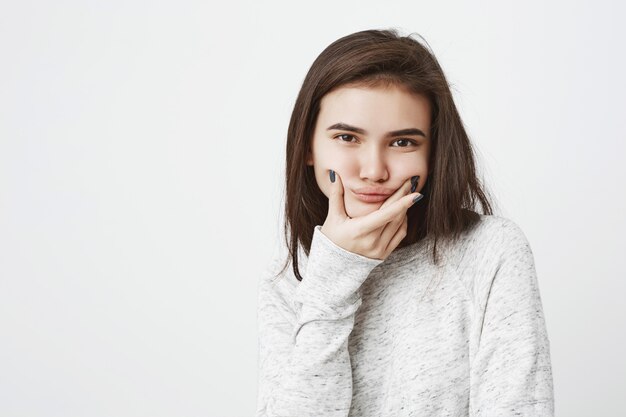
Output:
[{"xmin": 255, "ymin": 214, "xmax": 554, "ymax": 417}]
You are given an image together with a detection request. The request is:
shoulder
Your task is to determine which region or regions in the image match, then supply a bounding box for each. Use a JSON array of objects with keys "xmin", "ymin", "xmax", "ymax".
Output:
[
  {"xmin": 440, "ymin": 214, "xmax": 536, "ymax": 293},
  {"xmin": 450, "ymin": 214, "xmax": 532, "ymax": 258}
]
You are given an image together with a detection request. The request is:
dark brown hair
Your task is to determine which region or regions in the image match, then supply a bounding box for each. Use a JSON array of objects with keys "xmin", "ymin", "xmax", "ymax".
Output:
[{"xmin": 276, "ymin": 28, "xmax": 495, "ymax": 281}]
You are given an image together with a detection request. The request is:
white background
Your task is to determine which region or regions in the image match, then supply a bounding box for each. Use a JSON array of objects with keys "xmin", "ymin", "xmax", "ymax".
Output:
[{"xmin": 1, "ymin": 0, "xmax": 624, "ymax": 416}]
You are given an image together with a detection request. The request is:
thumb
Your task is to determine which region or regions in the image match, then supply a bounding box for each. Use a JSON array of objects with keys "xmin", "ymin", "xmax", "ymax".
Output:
[{"xmin": 327, "ymin": 169, "xmax": 348, "ymax": 220}]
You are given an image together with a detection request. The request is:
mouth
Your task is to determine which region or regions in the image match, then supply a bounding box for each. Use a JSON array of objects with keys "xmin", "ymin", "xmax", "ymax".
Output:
[{"xmin": 352, "ymin": 191, "xmax": 391, "ymax": 203}]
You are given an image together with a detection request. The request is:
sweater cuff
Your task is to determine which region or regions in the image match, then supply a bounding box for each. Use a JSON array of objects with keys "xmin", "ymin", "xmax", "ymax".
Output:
[{"xmin": 295, "ymin": 225, "xmax": 384, "ymax": 312}]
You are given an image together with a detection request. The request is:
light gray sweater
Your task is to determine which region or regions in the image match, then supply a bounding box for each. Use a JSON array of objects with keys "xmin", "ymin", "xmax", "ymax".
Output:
[{"xmin": 255, "ymin": 214, "xmax": 554, "ymax": 416}]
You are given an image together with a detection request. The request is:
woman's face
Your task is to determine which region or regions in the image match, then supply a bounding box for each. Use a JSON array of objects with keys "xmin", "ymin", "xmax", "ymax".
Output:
[{"xmin": 307, "ymin": 84, "xmax": 432, "ymax": 219}]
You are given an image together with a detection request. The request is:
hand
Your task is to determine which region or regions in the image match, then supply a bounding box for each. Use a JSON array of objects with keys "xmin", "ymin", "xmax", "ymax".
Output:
[{"xmin": 320, "ymin": 171, "xmax": 423, "ymax": 260}]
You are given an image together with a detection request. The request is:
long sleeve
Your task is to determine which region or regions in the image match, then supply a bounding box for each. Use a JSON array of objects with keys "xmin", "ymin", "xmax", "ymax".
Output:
[
  {"xmin": 469, "ymin": 221, "xmax": 555, "ymax": 416},
  {"xmin": 256, "ymin": 225, "xmax": 383, "ymax": 417}
]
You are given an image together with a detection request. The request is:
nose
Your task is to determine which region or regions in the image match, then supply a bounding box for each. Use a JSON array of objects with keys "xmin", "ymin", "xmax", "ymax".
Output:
[{"xmin": 359, "ymin": 148, "xmax": 389, "ymax": 182}]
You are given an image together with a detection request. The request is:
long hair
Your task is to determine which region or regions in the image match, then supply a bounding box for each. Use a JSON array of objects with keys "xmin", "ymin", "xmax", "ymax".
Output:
[{"xmin": 276, "ymin": 28, "xmax": 495, "ymax": 281}]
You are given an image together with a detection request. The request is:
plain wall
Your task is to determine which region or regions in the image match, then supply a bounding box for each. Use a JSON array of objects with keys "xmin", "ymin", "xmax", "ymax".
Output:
[{"xmin": 1, "ymin": 0, "xmax": 625, "ymax": 416}]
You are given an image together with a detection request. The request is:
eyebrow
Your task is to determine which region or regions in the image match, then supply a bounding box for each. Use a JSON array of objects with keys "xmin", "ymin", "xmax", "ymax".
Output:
[{"xmin": 326, "ymin": 122, "xmax": 427, "ymax": 138}]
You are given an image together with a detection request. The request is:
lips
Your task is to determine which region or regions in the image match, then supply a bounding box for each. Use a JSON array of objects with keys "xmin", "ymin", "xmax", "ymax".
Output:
[
  {"xmin": 352, "ymin": 190, "xmax": 391, "ymax": 203},
  {"xmin": 354, "ymin": 194, "xmax": 389, "ymax": 203},
  {"xmin": 352, "ymin": 186, "xmax": 395, "ymax": 195},
  {"xmin": 350, "ymin": 185, "xmax": 396, "ymax": 203}
]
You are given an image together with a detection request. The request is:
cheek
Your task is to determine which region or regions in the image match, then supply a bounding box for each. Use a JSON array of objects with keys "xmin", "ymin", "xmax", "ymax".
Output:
[
  {"xmin": 314, "ymin": 147, "xmax": 357, "ymax": 175},
  {"xmin": 396, "ymin": 154, "xmax": 428, "ymax": 174},
  {"xmin": 313, "ymin": 161, "xmax": 356, "ymax": 199}
]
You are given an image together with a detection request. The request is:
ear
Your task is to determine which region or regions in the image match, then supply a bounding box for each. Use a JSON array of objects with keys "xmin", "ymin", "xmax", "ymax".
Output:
[{"xmin": 306, "ymin": 149, "xmax": 313, "ymax": 166}]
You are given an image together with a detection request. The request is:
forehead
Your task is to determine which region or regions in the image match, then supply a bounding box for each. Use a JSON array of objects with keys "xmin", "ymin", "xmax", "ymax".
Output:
[{"xmin": 317, "ymin": 84, "xmax": 431, "ymax": 131}]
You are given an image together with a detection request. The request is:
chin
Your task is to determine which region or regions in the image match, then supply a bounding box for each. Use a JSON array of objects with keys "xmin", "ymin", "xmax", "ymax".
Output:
[{"xmin": 345, "ymin": 202, "xmax": 382, "ymax": 219}]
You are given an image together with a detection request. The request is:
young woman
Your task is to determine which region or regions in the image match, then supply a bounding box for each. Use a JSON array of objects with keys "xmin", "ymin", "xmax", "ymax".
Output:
[{"xmin": 256, "ymin": 29, "xmax": 554, "ymax": 417}]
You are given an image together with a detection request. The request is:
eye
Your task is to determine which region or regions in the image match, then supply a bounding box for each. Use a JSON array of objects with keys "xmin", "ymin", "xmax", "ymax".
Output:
[
  {"xmin": 391, "ymin": 138, "xmax": 419, "ymax": 147},
  {"xmin": 334, "ymin": 134, "xmax": 358, "ymax": 143},
  {"xmin": 332, "ymin": 134, "xmax": 419, "ymax": 148}
]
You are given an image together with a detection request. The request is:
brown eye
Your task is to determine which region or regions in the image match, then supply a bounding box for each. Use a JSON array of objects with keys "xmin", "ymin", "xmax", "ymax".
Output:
[
  {"xmin": 335, "ymin": 134, "xmax": 357, "ymax": 143},
  {"xmin": 392, "ymin": 139, "xmax": 418, "ymax": 147}
]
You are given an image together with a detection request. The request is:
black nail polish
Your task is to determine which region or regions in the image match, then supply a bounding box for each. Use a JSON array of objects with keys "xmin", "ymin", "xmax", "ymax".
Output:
[
  {"xmin": 329, "ymin": 170, "xmax": 335, "ymax": 183},
  {"xmin": 412, "ymin": 194, "xmax": 424, "ymax": 204},
  {"xmin": 411, "ymin": 175, "xmax": 420, "ymax": 193}
]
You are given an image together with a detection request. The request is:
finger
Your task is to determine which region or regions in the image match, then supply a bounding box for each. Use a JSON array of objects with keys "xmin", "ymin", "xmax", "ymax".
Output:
[
  {"xmin": 381, "ymin": 203, "xmax": 407, "ymax": 235},
  {"xmin": 327, "ymin": 169, "xmax": 348, "ymax": 221},
  {"xmin": 383, "ymin": 214, "xmax": 409, "ymax": 257},
  {"xmin": 380, "ymin": 212, "xmax": 407, "ymax": 251},
  {"xmin": 379, "ymin": 176, "xmax": 412, "ymax": 211},
  {"xmin": 378, "ymin": 176, "xmax": 413, "ymax": 234},
  {"xmin": 357, "ymin": 191, "xmax": 421, "ymax": 234}
]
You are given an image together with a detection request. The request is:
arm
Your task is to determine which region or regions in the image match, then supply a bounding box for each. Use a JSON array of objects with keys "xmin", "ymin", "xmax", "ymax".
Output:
[
  {"xmin": 256, "ymin": 225, "xmax": 383, "ymax": 417},
  {"xmin": 469, "ymin": 221, "xmax": 555, "ymax": 416}
]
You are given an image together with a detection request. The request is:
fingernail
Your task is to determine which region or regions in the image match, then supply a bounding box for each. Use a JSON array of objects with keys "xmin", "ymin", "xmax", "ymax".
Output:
[
  {"xmin": 412, "ymin": 194, "xmax": 424, "ymax": 205},
  {"xmin": 329, "ymin": 170, "xmax": 335, "ymax": 183},
  {"xmin": 410, "ymin": 175, "xmax": 420, "ymax": 193}
]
